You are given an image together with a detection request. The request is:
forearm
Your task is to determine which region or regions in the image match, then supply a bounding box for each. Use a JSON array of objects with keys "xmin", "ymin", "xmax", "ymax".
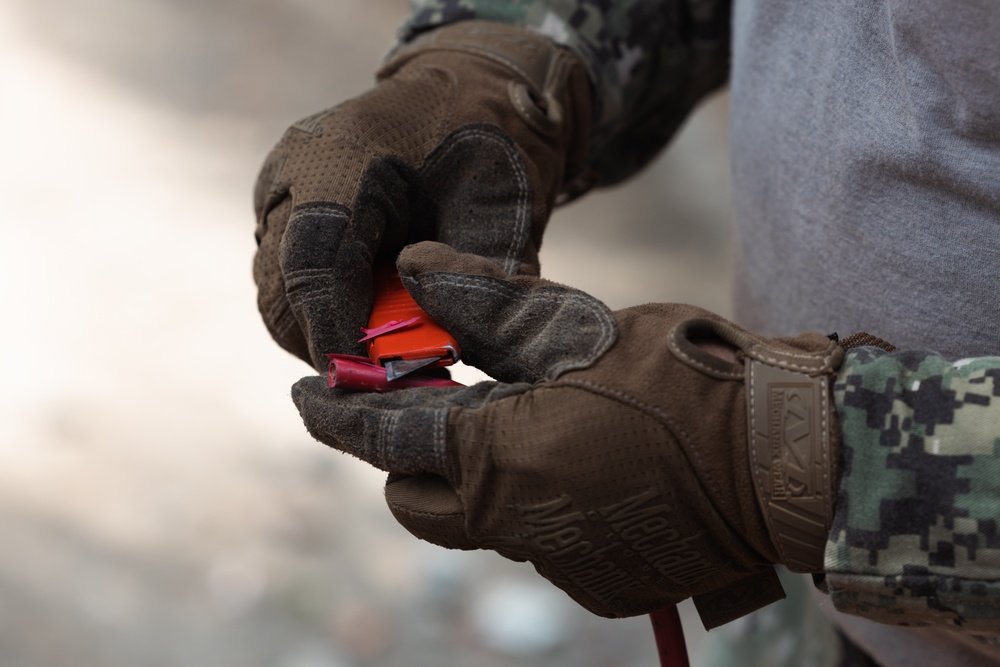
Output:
[
  {"xmin": 399, "ymin": 0, "xmax": 732, "ymax": 186},
  {"xmin": 828, "ymin": 347, "xmax": 1000, "ymax": 629}
]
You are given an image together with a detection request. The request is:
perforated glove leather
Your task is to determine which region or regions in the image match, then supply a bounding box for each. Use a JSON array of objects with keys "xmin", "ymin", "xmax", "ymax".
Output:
[
  {"xmin": 291, "ymin": 243, "xmax": 846, "ymax": 627},
  {"xmin": 253, "ymin": 22, "xmax": 592, "ymax": 369}
]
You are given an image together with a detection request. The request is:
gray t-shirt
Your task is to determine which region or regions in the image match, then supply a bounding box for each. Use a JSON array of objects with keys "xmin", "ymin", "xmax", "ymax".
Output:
[
  {"xmin": 730, "ymin": 0, "xmax": 1000, "ymax": 361},
  {"xmin": 730, "ymin": 1, "xmax": 1000, "ymax": 664}
]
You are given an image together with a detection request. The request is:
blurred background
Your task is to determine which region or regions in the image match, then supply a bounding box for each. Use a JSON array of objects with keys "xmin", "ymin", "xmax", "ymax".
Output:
[{"xmin": 0, "ymin": 0, "xmax": 733, "ymax": 665}]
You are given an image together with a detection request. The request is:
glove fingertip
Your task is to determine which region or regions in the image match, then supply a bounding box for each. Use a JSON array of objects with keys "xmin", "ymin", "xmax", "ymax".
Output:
[
  {"xmin": 385, "ymin": 473, "xmax": 475, "ymax": 551},
  {"xmin": 397, "ymin": 241, "xmax": 508, "ymax": 282}
]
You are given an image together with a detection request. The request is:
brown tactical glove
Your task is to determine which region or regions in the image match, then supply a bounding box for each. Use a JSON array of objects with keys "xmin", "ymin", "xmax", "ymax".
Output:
[
  {"xmin": 291, "ymin": 243, "xmax": 845, "ymax": 628},
  {"xmin": 253, "ymin": 22, "xmax": 593, "ymax": 369}
]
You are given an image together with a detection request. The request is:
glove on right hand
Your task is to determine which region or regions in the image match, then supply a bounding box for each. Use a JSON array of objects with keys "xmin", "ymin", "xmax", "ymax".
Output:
[
  {"xmin": 292, "ymin": 243, "xmax": 846, "ymax": 626},
  {"xmin": 253, "ymin": 22, "xmax": 593, "ymax": 369}
]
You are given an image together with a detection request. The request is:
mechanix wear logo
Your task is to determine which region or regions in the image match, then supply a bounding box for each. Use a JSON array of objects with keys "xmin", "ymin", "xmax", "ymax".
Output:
[
  {"xmin": 768, "ymin": 383, "xmax": 816, "ymax": 500},
  {"xmin": 599, "ymin": 489, "xmax": 715, "ymax": 590},
  {"xmin": 748, "ymin": 360, "xmax": 834, "ymax": 572},
  {"xmin": 484, "ymin": 490, "xmax": 719, "ymax": 613},
  {"xmin": 490, "ymin": 495, "xmax": 647, "ymax": 610}
]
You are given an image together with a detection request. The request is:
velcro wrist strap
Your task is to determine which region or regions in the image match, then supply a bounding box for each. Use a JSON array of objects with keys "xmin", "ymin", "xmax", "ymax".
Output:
[
  {"xmin": 692, "ymin": 568, "xmax": 786, "ymax": 629},
  {"xmin": 746, "ymin": 358, "xmax": 839, "ymax": 572}
]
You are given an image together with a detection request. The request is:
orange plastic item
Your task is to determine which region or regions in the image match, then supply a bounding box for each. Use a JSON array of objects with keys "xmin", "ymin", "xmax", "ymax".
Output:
[{"xmin": 366, "ymin": 264, "xmax": 460, "ymax": 371}]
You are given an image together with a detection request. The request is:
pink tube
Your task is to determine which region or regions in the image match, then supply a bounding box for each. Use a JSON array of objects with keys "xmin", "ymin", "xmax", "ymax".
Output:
[{"xmin": 327, "ymin": 355, "xmax": 462, "ymax": 392}]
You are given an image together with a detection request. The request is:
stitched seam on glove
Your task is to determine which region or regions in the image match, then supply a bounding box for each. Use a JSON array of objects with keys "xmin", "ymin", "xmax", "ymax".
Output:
[
  {"xmin": 390, "ymin": 505, "xmax": 464, "ymax": 520},
  {"xmin": 264, "ymin": 298, "xmax": 295, "ymax": 335},
  {"xmin": 433, "ymin": 406, "xmax": 449, "ymax": 475},
  {"xmin": 380, "ymin": 409, "xmax": 399, "ymax": 472},
  {"xmin": 668, "ymin": 335, "xmax": 744, "ymax": 379},
  {"xmin": 745, "ymin": 345, "xmax": 842, "ymax": 372}
]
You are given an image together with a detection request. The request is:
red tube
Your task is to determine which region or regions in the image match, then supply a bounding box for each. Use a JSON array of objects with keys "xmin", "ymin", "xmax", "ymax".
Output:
[{"xmin": 649, "ymin": 607, "xmax": 690, "ymax": 667}]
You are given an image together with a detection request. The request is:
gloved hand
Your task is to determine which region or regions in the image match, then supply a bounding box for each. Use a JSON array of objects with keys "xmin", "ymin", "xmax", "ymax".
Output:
[
  {"xmin": 253, "ymin": 22, "xmax": 593, "ymax": 369},
  {"xmin": 291, "ymin": 242, "xmax": 847, "ymax": 627}
]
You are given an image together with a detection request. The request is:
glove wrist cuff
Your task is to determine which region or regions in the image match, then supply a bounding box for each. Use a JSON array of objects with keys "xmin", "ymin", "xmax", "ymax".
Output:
[{"xmin": 382, "ymin": 21, "xmax": 574, "ymax": 103}]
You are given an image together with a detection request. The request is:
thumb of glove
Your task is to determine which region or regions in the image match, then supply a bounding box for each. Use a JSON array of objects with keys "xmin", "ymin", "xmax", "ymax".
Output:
[
  {"xmin": 395, "ymin": 241, "xmax": 618, "ymax": 384},
  {"xmin": 384, "ymin": 472, "xmax": 478, "ymax": 551}
]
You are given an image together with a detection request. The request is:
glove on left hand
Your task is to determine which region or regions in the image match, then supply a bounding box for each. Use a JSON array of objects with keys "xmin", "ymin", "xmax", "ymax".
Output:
[
  {"xmin": 292, "ymin": 242, "xmax": 845, "ymax": 625},
  {"xmin": 252, "ymin": 22, "xmax": 592, "ymax": 370}
]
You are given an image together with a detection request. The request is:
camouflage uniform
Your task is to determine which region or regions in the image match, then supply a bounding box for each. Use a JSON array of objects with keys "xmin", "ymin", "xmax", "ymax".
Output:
[
  {"xmin": 830, "ymin": 349, "xmax": 1000, "ymax": 630},
  {"xmin": 401, "ymin": 0, "xmax": 732, "ymax": 186},
  {"xmin": 398, "ymin": 1, "xmax": 1000, "ymax": 663}
]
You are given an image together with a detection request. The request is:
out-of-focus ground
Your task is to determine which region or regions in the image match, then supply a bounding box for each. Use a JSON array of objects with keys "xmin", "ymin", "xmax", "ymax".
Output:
[{"xmin": 0, "ymin": 1, "xmax": 733, "ymax": 665}]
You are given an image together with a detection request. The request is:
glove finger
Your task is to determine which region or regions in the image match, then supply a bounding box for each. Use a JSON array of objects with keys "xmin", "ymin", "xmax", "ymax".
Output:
[
  {"xmin": 253, "ymin": 196, "xmax": 312, "ymax": 364},
  {"xmin": 275, "ymin": 134, "xmax": 438, "ymax": 370},
  {"xmin": 385, "ymin": 473, "xmax": 476, "ymax": 551},
  {"xmin": 277, "ymin": 199, "xmax": 376, "ymax": 371},
  {"xmin": 291, "ymin": 375, "xmax": 527, "ymax": 480},
  {"xmin": 397, "ymin": 242, "xmax": 618, "ymax": 384}
]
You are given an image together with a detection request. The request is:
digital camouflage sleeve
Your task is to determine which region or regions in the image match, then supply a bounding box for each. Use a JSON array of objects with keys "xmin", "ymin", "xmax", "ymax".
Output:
[
  {"xmin": 829, "ymin": 348, "xmax": 1000, "ymax": 630},
  {"xmin": 399, "ymin": 0, "xmax": 732, "ymax": 185}
]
